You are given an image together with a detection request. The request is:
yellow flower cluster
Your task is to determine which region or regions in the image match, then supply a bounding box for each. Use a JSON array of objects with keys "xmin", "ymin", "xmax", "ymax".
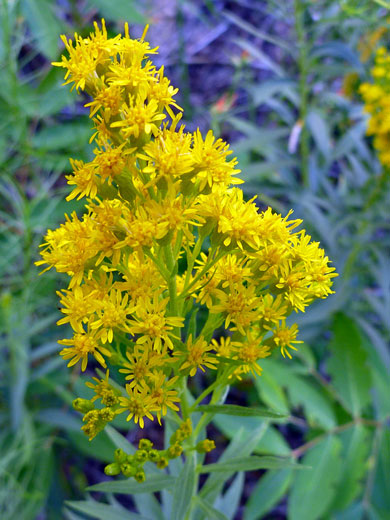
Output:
[
  {"xmin": 360, "ymin": 47, "xmax": 390, "ymax": 167},
  {"xmin": 37, "ymin": 20, "xmax": 336, "ymax": 437}
]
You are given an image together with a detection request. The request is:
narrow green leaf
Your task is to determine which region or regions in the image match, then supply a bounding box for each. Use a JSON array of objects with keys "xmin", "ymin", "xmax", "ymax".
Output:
[
  {"xmin": 194, "ymin": 496, "xmax": 229, "ymax": 520},
  {"xmin": 288, "ymin": 436, "xmax": 342, "ymax": 520},
  {"xmin": 199, "ymin": 456, "xmax": 299, "ymax": 474},
  {"xmin": 88, "ymin": 474, "xmax": 176, "ymax": 494},
  {"xmin": 196, "ymin": 404, "xmax": 285, "ymax": 419},
  {"xmin": 171, "ymin": 454, "xmax": 196, "ymax": 520},
  {"xmin": 327, "ymin": 313, "xmax": 372, "ymax": 416},
  {"xmin": 244, "ymin": 469, "xmax": 292, "ymax": 520},
  {"xmin": 66, "ymin": 500, "xmax": 148, "ymax": 520}
]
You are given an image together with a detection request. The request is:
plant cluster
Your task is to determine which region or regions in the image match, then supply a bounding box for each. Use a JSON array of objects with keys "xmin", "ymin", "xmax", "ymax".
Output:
[
  {"xmin": 360, "ymin": 46, "xmax": 390, "ymax": 168},
  {"xmin": 36, "ymin": 20, "xmax": 336, "ymax": 473}
]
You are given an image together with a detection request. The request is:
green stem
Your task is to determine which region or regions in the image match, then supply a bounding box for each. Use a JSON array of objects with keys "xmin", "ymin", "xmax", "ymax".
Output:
[
  {"xmin": 180, "ymin": 248, "xmax": 230, "ymax": 300},
  {"xmin": 291, "ymin": 417, "xmax": 387, "ymax": 459},
  {"xmin": 179, "ymin": 376, "xmax": 190, "ymax": 421},
  {"xmin": 193, "ymin": 383, "xmax": 228, "ymax": 440},
  {"xmin": 294, "ymin": 0, "xmax": 310, "ymax": 188}
]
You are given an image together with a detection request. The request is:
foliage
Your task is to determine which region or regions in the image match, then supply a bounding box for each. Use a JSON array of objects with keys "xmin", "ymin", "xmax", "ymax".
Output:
[{"xmin": 0, "ymin": 1, "xmax": 389, "ymax": 519}]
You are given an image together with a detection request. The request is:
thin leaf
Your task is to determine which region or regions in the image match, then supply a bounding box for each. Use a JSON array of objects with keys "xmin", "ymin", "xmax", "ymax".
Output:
[
  {"xmin": 199, "ymin": 455, "xmax": 299, "ymax": 474},
  {"xmin": 66, "ymin": 500, "xmax": 148, "ymax": 520},
  {"xmin": 88, "ymin": 474, "xmax": 176, "ymax": 494},
  {"xmin": 171, "ymin": 454, "xmax": 196, "ymax": 520},
  {"xmin": 196, "ymin": 404, "xmax": 285, "ymax": 419}
]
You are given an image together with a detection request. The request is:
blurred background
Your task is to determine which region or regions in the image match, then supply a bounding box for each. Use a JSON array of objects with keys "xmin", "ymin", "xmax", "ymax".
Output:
[{"xmin": 0, "ymin": 1, "xmax": 389, "ymax": 519}]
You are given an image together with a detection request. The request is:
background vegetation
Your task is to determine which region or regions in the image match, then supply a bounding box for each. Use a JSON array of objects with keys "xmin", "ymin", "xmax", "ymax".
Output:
[{"xmin": 0, "ymin": 1, "xmax": 389, "ymax": 519}]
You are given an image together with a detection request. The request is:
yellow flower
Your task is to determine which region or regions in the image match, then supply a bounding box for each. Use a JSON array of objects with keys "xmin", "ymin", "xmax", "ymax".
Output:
[
  {"xmin": 111, "ymin": 92, "xmax": 166, "ymax": 139},
  {"xmin": 178, "ymin": 335, "xmax": 218, "ymax": 377},
  {"xmin": 233, "ymin": 331, "xmax": 270, "ymax": 377},
  {"xmin": 52, "ymin": 20, "xmax": 114, "ymax": 92},
  {"xmin": 36, "ymin": 212, "xmax": 99, "ymax": 288},
  {"xmin": 56, "ymin": 285, "xmax": 98, "ymax": 330},
  {"xmin": 84, "ymin": 78, "xmax": 123, "ymax": 119},
  {"xmin": 119, "ymin": 344, "xmax": 162, "ymax": 388},
  {"xmin": 90, "ymin": 289, "xmax": 135, "ymax": 343},
  {"xmin": 86, "ymin": 370, "xmax": 120, "ymax": 406},
  {"xmin": 127, "ymin": 294, "xmax": 184, "ymax": 350},
  {"xmin": 270, "ymin": 321, "xmax": 303, "ymax": 359},
  {"xmin": 148, "ymin": 372, "xmax": 180, "ymax": 422},
  {"xmin": 210, "ymin": 284, "xmax": 261, "ymax": 334},
  {"xmin": 66, "ymin": 158, "xmax": 98, "ymax": 201},
  {"xmin": 59, "ymin": 329, "xmax": 111, "ymax": 371},
  {"xmin": 117, "ymin": 384, "xmax": 159, "ymax": 428},
  {"xmin": 192, "ymin": 129, "xmax": 242, "ymax": 191},
  {"xmin": 217, "ymin": 189, "xmax": 261, "ymax": 250}
]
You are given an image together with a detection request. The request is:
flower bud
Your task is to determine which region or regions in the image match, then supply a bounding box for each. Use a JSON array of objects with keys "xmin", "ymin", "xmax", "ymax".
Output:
[
  {"xmin": 104, "ymin": 463, "xmax": 120, "ymax": 476},
  {"xmin": 196, "ymin": 439, "xmax": 216, "ymax": 453},
  {"xmin": 156, "ymin": 457, "xmax": 169, "ymax": 469},
  {"xmin": 148, "ymin": 449, "xmax": 160, "ymax": 462},
  {"xmin": 167, "ymin": 443, "xmax": 183, "ymax": 459},
  {"xmin": 121, "ymin": 463, "xmax": 136, "ymax": 478},
  {"xmin": 114, "ymin": 448, "xmax": 127, "ymax": 463},
  {"xmin": 73, "ymin": 398, "xmax": 94, "ymax": 413},
  {"xmin": 135, "ymin": 449, "xmax": 148, "ymax": 464},
  {"xmin": 139, "ymin": 439, "xmax": 153, "ymax": 451},
  {"xmin": 134, "ymin": 470, "xmax": 146, "ymax": 483}
]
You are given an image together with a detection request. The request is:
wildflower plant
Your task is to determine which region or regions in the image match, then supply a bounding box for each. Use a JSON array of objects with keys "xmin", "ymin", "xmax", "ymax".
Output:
[
  {"xmin": 360, "ymin": 46, "xmax": 390, "ymax": 168},
  {"xmin": 36, "ymin": 19, "xmax": 336, "ymax": 511}
]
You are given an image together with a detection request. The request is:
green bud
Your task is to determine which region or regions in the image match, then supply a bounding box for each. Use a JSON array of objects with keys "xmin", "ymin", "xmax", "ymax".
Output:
[
  {"xmin": 167, "ymin": 443, "xmax": 183, "ymax": 459},
  {"xmin": 135, "ymin": 449, "xmax": 148, "ymax": 464},
  {"xmin": 121, "ymin": 463, "xmax": 136, "ymax": 478},
  {"xmin": 139, "ymin": 439, "xmax": 153, "ymax": 451},
  {"xmin": 148, "ymin": 449, "xmax": 160, "ymax": 462},
  {"xmin": 99, "ymin": 407, "xmax": 115, "ymax": 422},
  {"xmin": 156, "ymin": 457, "xmax": 169, "ymax": 469},
  {"xmin": 73, "ymin": 398, "xmax": 94, "ymax": 413},
  {"xmin": 196, "ymin": 439, "xmax": 216, "ymax": 453},
  {"xmin": 104, "ymin": 463, "xmax": 120, "ymax": 476},
  {"xmin": 114, "ymin": 448, "xmax": 127, "ymax": 463},
  {"xmin": 134, "ymin": 470, "xmax": 146, "ymax": 483}
]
